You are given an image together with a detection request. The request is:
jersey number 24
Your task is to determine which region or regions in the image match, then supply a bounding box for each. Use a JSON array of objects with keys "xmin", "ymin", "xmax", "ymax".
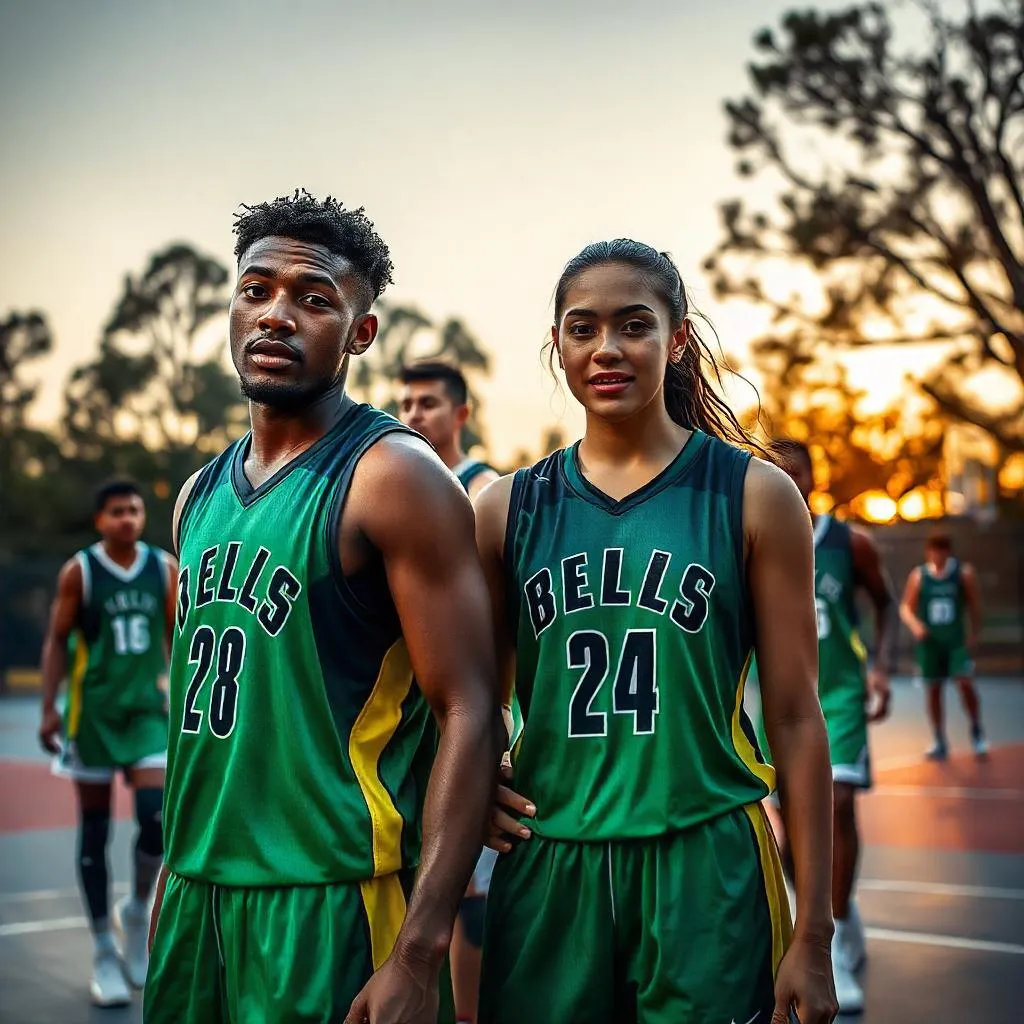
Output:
[{"xmin": 567, "ymin": 629, "xmax": 658, "ymax": 738}]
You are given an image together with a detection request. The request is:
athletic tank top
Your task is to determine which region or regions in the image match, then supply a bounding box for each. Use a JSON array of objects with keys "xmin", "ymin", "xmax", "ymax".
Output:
[
  {"xmin": 163, "ymin": 403, "xmax": 431, "ymax": 887},
  {"xmin": 453, "ymin": 458, "xmax": 495, "ymax": 491},
  {"xmin": 65, "ymin": 544, "xmax": 169, "ymax": 738},
  {"xmin": 918, "ymin": 558, "xmax": 966, "ymax": 647},
  {"xmin": 504, "ymin": 430, "xmax": 772, "ymax": 842},
  {"xmin": 813, "ymin": 516, "xmax": 867, "ymax": 700}
]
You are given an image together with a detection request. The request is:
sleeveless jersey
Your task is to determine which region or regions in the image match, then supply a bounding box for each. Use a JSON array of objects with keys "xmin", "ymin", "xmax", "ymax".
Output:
[
  {"xmin": 454, "ymin": 458, "xmax": 495, "ymax": 491},
  {"xmin": 505, "ymin": 431, "xmax": 773, "ymax": 842},
  {"xmin": 65, "ymin": 544, "xmax": 169, "ymax": 740},
  {"xmin": 919, "ymin": 559, "xmax": 966, "ymax": 647},
  {"xmin": 163, "ymin": 403, "xmax": 431, "ymax": 887},
  {"xmin": 813, "ymin": 516, "xmax": 867, "ymax": 700}
]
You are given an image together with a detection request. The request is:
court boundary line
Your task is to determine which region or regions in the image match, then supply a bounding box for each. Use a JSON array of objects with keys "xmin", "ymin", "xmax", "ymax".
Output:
[
  {"xmin": 865, "ymin": 927, "xmax": 1024, "ymax": 956},
  {"xmin": 859, "ymin": 879, "xmax": 1024, "ymax": 900}
]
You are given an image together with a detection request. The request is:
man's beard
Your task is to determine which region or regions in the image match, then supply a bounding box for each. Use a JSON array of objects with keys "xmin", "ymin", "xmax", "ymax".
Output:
[{"xmin": 239, "ymin": 369, "xmax": 344, "ymax": 413}]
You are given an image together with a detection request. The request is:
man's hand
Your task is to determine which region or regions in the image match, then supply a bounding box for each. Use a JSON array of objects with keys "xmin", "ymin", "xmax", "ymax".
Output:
[
  {"xmin": 39, "ymin": 706, "xmax": 62, "ymax": 755},
  {"xmin": 866, "ymin": 667, "xmax": 891, "ymax": 723},
  {"xmin": 909, "ymin": 619, "xmax": 928, "ymax": 642},
  {"xmin": 485, "ymin": 763, "xmax": 535, "ymax": 854},
  {"xmin": 344, "ymin": 949, "xmax": 440, "ymax": 1024},
  {"xmin": 772, "ymin": 935, "xmax": 839, "ymax": 1024}
]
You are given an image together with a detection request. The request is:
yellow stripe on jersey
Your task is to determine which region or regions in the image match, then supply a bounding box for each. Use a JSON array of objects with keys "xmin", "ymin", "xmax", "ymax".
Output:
[
  {"xmin": 66, "ymin": 631, "xmax": 90, "ymax": 740},
  {"xmin": 359, "ymin": 873, "xmax": 408, "ymax": 970},
  {"xmin": 851, "ymin": 628, "xmax": 868, "ymax": 663},
  {"xmin": 743, "ymin": 802, "xmax": 793, "ymax": 975},
  {"xmin": 348, "ymin": 638, "xmax": 415, "ymax": 878},
  {"xmin": 731, "ymin": 652, "xmax": 776, "ymax": 791}
]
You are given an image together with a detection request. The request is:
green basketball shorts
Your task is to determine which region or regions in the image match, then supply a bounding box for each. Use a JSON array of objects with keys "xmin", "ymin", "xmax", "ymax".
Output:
[
  {"xmin": 144, "ymin": 870, "xmax": 455, "ymax": 1024},
  {"xmin": 53, "ymin": 708, "xmax": 168, "ymax": 783},
  {"xmin": 479, "ymin": 803, "xmax": 792, "ymax": 1024},
  {"xmin": 916, "ymin": 641, "xmax": 974, "ymax": 684},
  {"xmin": 818, "ymin": 684, "xmax": 871, "ymax": 789}
]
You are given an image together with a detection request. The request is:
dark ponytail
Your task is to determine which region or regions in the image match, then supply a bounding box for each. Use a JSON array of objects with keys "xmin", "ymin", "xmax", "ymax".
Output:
[{"xmin": 552, "ymin": 239, "xmax": 765, "ymax": 454}]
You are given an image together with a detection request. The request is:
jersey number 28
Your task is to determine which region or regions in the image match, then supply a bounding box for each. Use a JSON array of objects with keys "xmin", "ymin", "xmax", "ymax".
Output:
[
  {"xmin": 181, "ymin": 626, "xmax": 246, "ymax": 739},
  {"xmin": 567, "ymin": 629, "xmax": 658, "ymax": 738}
]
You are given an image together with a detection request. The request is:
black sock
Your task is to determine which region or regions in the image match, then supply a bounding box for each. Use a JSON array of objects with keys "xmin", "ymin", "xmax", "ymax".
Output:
[{"xmin": 78, "ymin": 809, "xmax": 111, "ymax": 932}]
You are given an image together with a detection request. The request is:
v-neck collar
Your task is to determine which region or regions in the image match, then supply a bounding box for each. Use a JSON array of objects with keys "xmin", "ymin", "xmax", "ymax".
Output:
[
  {"xmin": 561, "ymin": 429, "xmax": 708, "ymax": 515},
  {"xmin": 90, "ymin": 542, "xmax": 147, "ymax": 582},
  {"xmin": 231, "ymin": 400, "xmax": 358, "ymax": 508}
]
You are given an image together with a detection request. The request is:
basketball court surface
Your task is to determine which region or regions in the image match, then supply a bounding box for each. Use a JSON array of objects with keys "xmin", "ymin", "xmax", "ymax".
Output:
[{"xmin": 2, "ymin": 679, "xmax": 1022, "ymax": 1023}]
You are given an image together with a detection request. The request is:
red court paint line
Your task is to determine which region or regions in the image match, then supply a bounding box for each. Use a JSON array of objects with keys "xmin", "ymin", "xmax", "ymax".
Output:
[{"xmin": 0, "ymin": 759, "xmax": 132, "ymax": 834}]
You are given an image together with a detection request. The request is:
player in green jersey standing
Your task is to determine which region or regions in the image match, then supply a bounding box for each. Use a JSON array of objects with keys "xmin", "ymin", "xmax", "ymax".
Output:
[
  {"xmin": 144, "ymin": 191, "xmax": 499, "ymax": 1024},
  {"xmin": 398, "ymin": 358, "xmax": 503, "ymax": 1024},
  {"xmin": 474, "ymin": 241, "xmax": 838, "ymax": 1024},
  {"xmin": 398, "ymin": 360, "xmax": 499, "ymax": 501},
  {"xmin": 38, "ymin": 480, "xmax": 176, "ymax": 1007},
  {"xmin": 900, "ymin": 530, "xmax": 986, "ymax": 760},
  {"xmin": 758, "ymin": 439, "xmax": 897, "ymax": 1014}
]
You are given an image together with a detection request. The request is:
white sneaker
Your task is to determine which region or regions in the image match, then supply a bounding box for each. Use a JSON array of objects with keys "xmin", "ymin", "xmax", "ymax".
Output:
[
  {"xmin": 836, "ymin": 902, "xmax": 867, "ymax": 973},
  {"xmin": 972, "ymin": 733, "xmax": 989, "ymax": 759},
  {"xmin": 925, "ymin": 739, "xmax": 948, "ymax": 761},
  {"xmin": 832, "ymin": 929, "xmax": 864, "ymax": 1014},
  {"xmin": 113, "ymin": 895, "xmax": 150, "ymax": 989},
  {"xmin": 90, "ymin": 947, "xmax": 131, "ymax": 1007}
]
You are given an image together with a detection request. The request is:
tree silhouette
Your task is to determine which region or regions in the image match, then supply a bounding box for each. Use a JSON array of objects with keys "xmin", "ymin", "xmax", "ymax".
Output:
[
  {"xmin": 706, "ymin": 1, "xmax": 1024, "ymax": 451},
  {"xmin": 753, "ymin": 353, "xmax": 945, "ymax": 510},
  {"xmin": 0, "ymin": 311, "xmax": 56, "ymax": 544},
  {"xmin": 350, "ymin": 300, "xmax": 493, "ymax": 452},
  {"xmin": 64, "ymin": 244, "xmax": 246, "ymax": 459}
]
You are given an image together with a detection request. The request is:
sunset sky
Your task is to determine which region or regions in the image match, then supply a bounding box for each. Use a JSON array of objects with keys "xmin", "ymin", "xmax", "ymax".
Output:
[{"xmin": 1, "ymin": 0, "xmax": 957, "ymax": 463}]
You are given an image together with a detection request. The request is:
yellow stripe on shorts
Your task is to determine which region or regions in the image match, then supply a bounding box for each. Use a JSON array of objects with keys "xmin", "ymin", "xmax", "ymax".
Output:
[
  {"xmin": 743, "ymin": 802, "xmax": 793, "ymax": 975},
  {"xmin": 66, "ymin": 632, "xmax": 90, "ymax": 739},
  {"xmin": 359, "ymin": 874, "xmax": 407, "ymax": 970}
]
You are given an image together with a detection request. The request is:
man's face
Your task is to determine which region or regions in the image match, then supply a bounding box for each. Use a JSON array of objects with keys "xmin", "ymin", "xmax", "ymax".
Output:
[
  {"xmin": 397, "ymin": 380, "xmax": 466, "ymax": 451},
  {"xmin": 96, "ymin": 494, "xmax": 145, "ymax": 546},
  {"xmin": 229, "ymin": 236, "xmax": 377, "ymax": 410}
]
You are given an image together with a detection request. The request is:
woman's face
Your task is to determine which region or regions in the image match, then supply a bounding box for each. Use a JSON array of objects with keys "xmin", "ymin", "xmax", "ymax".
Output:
[{"xmin": 554, "ymin": 262, "xmax": 685, "ymax": 424}]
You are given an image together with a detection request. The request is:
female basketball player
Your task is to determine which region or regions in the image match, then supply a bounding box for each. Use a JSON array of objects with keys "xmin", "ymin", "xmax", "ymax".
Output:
[{"xmin": 474, "ymin": 241, "xmax": 838, "ymax": 1024}]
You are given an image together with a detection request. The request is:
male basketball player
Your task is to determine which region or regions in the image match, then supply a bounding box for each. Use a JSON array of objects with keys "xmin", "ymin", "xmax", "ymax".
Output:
[
  {"xmin": 398, "ymin": 360, "xmax": 499, "ymax": 500},
  {"xmin": 900, "ymin": 530, "xmax": 986, "ymax": 760},
  {"xmin": 398, "ymin": 358, "xmax": 499, "ymax": 1023},
  {"xmin": 761, "ymin": 440, "xmax": 897, "ymax": 1014},
  {"xmin": 38, "ymin": 479, "xmax": 175, "ymax": 1006},
  {"xmin": 144, "ymin": 191, "xmax": 499, "ymax": 1024}
]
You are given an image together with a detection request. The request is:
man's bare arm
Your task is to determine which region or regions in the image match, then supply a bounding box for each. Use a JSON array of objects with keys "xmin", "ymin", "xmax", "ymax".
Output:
[
  {"xmin": 357, "ymin": 435, "xmax": 500, "ymax": 965},
  {"xmin": 899, "ymin": 567, "xmax": 926, "ymax": 640},
  {"xmin": 851, "ymin": 528, "xmax": 897, "ymax": 720},
  {"xmin": 961, "ymin": 563, "xmax": 983, "ymax": 646},
  {"xmin": 38, "ymin": 558, "xmax": 83, "ymax": 754}
]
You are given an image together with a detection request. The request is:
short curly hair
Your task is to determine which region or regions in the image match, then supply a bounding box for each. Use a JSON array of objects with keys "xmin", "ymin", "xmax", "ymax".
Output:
[{"xmin": 233, "ymin": 189, "xmax": 394, "ymax": 309}]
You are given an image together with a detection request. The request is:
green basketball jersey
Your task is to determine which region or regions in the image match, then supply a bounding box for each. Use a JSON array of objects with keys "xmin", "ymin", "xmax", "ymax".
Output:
[
  {"xmin": 812, "ymin": 515, "xmax": 867, "ymax": 703},
  {"xmin": 66, "ymin": 543, "xmax": 170, "ymax": 740},
  {"xmin": 918, "ymin": 558, "xmax": 966, "ymax": 647},
  {"xmin": 505, "ymin": 431, "xmax": 773, "ymax": 842},
  {"xmin": 163, "ymin": 403, "xmax": 431, "ymax": 888},
  {"xmin": 454, "ymin": 458, "xmax": 495, "ymax": 491}
]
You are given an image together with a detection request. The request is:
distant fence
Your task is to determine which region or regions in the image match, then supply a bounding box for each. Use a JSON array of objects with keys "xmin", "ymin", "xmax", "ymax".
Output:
[{"xmin": 1, "ymin": 518, "xmax": 1022, "ymax": 693}]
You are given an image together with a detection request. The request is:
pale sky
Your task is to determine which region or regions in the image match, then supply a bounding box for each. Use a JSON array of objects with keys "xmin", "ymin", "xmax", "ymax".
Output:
[{"xmin": 0, "ymin": 0, "xmax": 952, "ymax": 464}]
